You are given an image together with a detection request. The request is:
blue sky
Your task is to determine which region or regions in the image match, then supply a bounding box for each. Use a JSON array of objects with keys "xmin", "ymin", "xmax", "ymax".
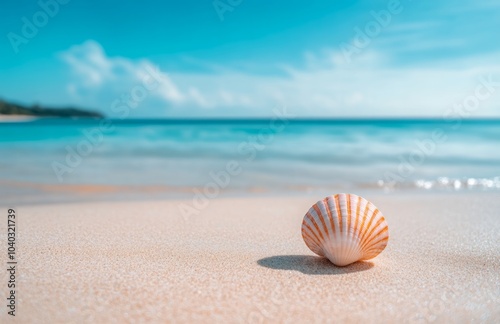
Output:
[{"xmin": 1, "ymin": 0, "xmax": 499, "ymax": 117}]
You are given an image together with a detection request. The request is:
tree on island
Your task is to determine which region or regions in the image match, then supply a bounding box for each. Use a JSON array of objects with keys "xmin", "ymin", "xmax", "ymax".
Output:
[{"xmin": 0, "ymin": 99, "xmax": 104, "ymax": 118}]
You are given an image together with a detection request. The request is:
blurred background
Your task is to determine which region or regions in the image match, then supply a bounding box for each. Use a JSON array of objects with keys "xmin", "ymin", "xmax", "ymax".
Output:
[{"xmin": 1, "ymin": 0, "xmax": 499, "ymax": 204}]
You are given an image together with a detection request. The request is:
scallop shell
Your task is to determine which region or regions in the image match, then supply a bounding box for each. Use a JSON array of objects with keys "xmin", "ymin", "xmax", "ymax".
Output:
[{"xmin": 301, "ymin": 193, "xmax": 389, "ymax": 266}]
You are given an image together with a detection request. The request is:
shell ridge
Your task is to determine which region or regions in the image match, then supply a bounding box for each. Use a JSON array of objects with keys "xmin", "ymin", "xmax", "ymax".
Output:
[
  {"xmin": 339, "ymin": 194, "xmax": 347, "ymax": 237},
  {"xmin": 359, "ymin": 210, "xmax": 382, "ymax": 250},
  {"xmin": 302, "ymin": 221, "xmax": 327, "ymax": 257},
  {"xmin": 345, "ymin": 194, "xmax": 355, "ymax": 262},
  {"xmin": 354, "ymin": 195, "xmax": 362, "ymax": 237},
  {"xmin": 307, "ymin": 211, "xmax": 326, "ymax": 243},
  {"xmin": 303, "ymin": 218, "xmax": 324, "ymax": 250},
  {"xmin": 362, "ymin": 239, "xmax": 388, "ymax": 259},
  {"xmin": 302, "ymin": 224, "xmax": 322, "ymax": 248},
  {"xmin": 352, "ymin": 195, "xmax": 363, "ymax": 259},
  {"xmin": 331, "ymin": 195, "xmax": 341, "ymax": 239},
  {"xmin": 318, "ymin": 199, "xmax": 336, "ymax": 247},
  {"xmin": 346, "ymin": 193, "xmax": 351, "ymax": 235},
  {"xmin": 362, "ymin": 221, "xmax": 388, "ymax": 251},
  {"xmin": 313, "ymin": 203, "xmax": 330, "ymax": 239},
  {"xmin": 361, "ymin": 240, "xmax": 386, "ymax": 260},
  {"xmin": 362, "ymin": 226, "xmax": 389, "ymax": 252},
  {"xmin": 357, "ymin": 201, "xmax": 371, "ymax": 245},
  {"xmin": 360, "ymin": 214, "xmax": 384, "ymax": 249},
  {"xmin": 303, "ymin": 216, "xmax": 324, "ymax": 247},
  {"xmin": 354, "ymin": 196, "xmax": 364, "ymax": 255},
  {"xmin": 364, "ymin": 231, "xmax": 389, "ymax": 252},
  {"xmin": 322, "ymin": 197, "xmax": 336, "ymax": 241},
  {"xmin": 339, "ymin": 193, "xmax": 349, "ymax": 258},
  {"xmin": 335, "ymin": 194, "xmax": 342, "ymax": 239},
  {"xmin": 342, "ymin": 194, "xmax": 361, "ymax": 264},
  {"xmin": 325, "ymin": 196, "xmax": 341, "ymax": 260},
  {"xmin": 302, "ymin": 231, "xmax": 324, "ymax": 255},
  {"xmin": 358, "ymin": 207, "xmax": 378, "ymax": 248}
]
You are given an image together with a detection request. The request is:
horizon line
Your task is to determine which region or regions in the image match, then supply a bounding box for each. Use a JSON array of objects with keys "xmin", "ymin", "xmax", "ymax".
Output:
[{"xmin": 10, "ymin": 116, "xmax": 500, "ymax": 123}]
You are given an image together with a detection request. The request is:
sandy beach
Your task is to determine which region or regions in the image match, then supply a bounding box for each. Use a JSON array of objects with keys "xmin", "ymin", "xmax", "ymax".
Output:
[
  {"xmin": 0, "ymin": 115, "xmax": 37, "ymax": 122},
  {"xmin": 0, "ymin": 192, "xmax": 498, "ymax": 323}
]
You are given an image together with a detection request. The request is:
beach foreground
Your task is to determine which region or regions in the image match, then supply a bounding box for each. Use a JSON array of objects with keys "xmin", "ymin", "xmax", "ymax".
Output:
[{"xmin": 1, "ymin": 193, "xmax": 499, "ymax": 323}]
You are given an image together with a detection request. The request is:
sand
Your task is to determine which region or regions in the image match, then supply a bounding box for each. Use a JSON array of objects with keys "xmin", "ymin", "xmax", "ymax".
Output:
[
  {"xmin": 1, "ymin": 192, "xmax": 499, "ymax": 323},
  {"xmin": 0, "ymin": 115, "xmax": 37, "ymax": 122}
]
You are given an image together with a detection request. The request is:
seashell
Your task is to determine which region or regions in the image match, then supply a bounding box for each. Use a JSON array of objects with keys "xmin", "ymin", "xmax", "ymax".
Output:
[{"xmin": 301, "ymin": 193, "xmax": 389, "ymax": 266}]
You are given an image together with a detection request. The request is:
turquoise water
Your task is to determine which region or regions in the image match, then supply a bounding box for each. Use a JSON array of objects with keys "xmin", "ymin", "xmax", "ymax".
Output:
[{"xmin": 1, "ymin": 118, "xmax": 500, "ymax": 197}]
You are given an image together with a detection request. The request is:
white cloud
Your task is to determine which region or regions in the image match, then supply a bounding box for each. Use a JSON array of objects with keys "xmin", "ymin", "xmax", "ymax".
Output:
[
  {"xmin": 60, "ymin": 40, "xmax": 500, "ymax": 117},
  {"xmin": 61, "ymin": 40, "xmax": 186, "ymax": 116},
  {"xmin": 61, "ymin": 40, "xmax": 262, "ymax": 117}
]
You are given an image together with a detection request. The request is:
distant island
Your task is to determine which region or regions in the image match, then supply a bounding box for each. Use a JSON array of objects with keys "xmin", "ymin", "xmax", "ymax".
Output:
[{"xmin": 0, "ymin": 99, "xmax": 104, "ymax": 118}]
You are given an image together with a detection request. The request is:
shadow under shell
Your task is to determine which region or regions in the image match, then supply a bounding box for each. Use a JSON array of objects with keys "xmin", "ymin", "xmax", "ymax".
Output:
[{"xmin": 257, "ymin": 255, "xmax": 374, "ymax": 275}]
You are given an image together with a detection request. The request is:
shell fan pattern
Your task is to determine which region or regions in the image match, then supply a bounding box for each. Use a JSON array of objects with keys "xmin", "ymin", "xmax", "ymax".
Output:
[{"xmin": 301, "ymin": 193, "xmax": 389, "ymax": 266}]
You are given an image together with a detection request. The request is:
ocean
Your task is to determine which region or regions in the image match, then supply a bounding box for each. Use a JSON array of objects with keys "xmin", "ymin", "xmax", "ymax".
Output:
[{"xmin": 1, "ymin": 118, "xmax": 500, "ymax": 202}]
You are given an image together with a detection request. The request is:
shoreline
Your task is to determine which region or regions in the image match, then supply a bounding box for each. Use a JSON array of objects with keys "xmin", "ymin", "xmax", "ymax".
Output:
[
  {"xmin": 0, "ymin": 193, "xmax": 498, "ymax": 322},
  {"xmin": 0, "ymin": 114, "xmax": 38, "ymax": 122},
  {"xmin": 2, "ymin": 178, "xmax": 500, "ymax": 207}
]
